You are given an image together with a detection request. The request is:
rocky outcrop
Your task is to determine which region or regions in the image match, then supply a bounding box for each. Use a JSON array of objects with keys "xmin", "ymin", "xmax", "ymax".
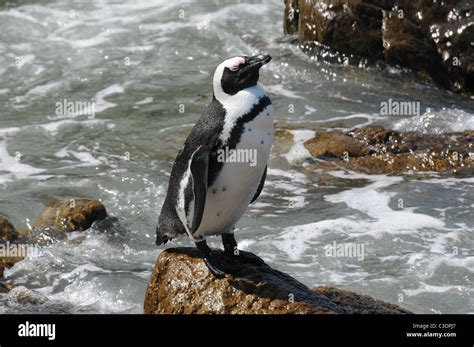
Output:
[
  {"xmin": 0, "ymin": 214, "xmax": 27, "ymax": 279},
  {"xmin": 284, "ymin": 0, "xmax": 473, "ymax": 96},
  {"xmin": 1, "ymin": 198, "xmax": 107, "ymax": 278},
  {"xmin": 0, "ymin": 282, "xmax": 13, "ymax": 293},
  {"xmin": 7, "ymin": 286, "xmax": 48, "ymax": 305},
  {"xmin": 303, "ymin": 126, "xmax": 473, "ymax": 174},
  {"xmin": 144, "ymin": 248, "xmax": 410, "ymax": 314},
  {"xmin": 1, "ymin": 214, "xmax": 19, "ymax": 242},
  {"xmin": 33, "ymin": 198, "xmax": 107, "ymax": 233}
]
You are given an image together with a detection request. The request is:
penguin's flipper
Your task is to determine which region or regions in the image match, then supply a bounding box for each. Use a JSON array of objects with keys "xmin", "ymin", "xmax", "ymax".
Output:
[
  {"xmin": 188, "ymin": 132, "xmax": 219, "ymax": 234},
  {"xmin": 250, "ymin": 165, "xmax": 267, "ymax": 204},
  {"xmin": 189, "ymin": 146, "xmax": 210, "ymax": 233}
]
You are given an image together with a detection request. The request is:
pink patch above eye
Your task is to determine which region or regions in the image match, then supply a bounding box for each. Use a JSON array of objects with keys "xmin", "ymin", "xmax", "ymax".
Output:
[{"xmin": 228, "ymin": 57, "xmax": 246, "ymax": 71}]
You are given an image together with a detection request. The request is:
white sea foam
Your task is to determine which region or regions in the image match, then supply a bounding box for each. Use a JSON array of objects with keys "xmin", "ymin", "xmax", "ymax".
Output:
[
  {"xmin": 325, "ymin": 172, "xmax": 445, "ymax": 235},
  {"xmin": 0, "ymin": 141, "xmax": 45, "ymax": 184},
  {"xmin": 264, "ymin": 84, "xmax": 304, "ymax": 99},
  {"xmin": 135, "ymin": 97, "xmax": 154, "ymax": 105},
  {"xmin": 267, "ymin": 168, "xmax": 308, "ymax": 183},
  {"xmin": 48, "ymin": 279, "xmax": 140, "ymax": 313},
  {"xmin": 55, "ymin": 147, "xmax": 104, "ymax": 167},
  {"xmin": 39, "ymin": 118, "xmax": 108, "ymax": 136},
  {"xmin": 392, "ymin": 108, "xmax": 474, "ymax": 134},
  {"xmin": 403, "ymin": 282, "xmax": 467, "ymax": 296},
  {"xmin": 282, "ymin": 129, "xmax": 315, "ymax": 164},
  {"xmin": 25, "ymin": 81, "xmax": 63, "ymax": 97},
  {"xmin": 304, "ymin": 113, "xmax": 383, "ymax": 129},
  {"xmin": 271, "ymin": 218, "xmax": 355, "ymax": 261},
  {"xmin": 0, "ymin": 126, "xmax": 21, "ymax": 138},
  {"xmin": 270, "ymin": 171, "xmax": 449, "ymax": 262},
  {"xmin": 94, "ymin": 84, "xmax": 125, "ymax": 113}
]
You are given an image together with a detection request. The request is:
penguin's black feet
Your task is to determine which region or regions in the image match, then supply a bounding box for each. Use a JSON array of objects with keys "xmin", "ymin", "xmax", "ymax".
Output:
[
  {"xmin": 195, "ymin": 239, "xmax": 226, "ymax": 278},
  {"xmin": 221, "ymin": 233, "xmax": 265, "ymax": 266},
  {"xmin": 222, "ymin": 233, "xmax": 239, "ymax": 258}
]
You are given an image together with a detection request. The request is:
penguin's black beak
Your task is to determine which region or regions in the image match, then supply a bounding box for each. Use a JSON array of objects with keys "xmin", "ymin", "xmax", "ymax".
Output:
[{"xmin": 246, "ymin": 54, "xmax": 272, "ymax": 69}]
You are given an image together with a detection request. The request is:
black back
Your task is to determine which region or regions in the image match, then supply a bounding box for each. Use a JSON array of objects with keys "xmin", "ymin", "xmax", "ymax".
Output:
[{"xmin": 156, "ymin": 97, "xmax": 226, "ymax": 241}]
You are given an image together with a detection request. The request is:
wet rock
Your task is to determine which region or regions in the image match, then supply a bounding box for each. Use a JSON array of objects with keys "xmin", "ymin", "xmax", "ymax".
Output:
[
  {"xmin": 304, "ymin": 126, "xmax": 474, "ymax": 175},
  {"xmin": 0, "ymin": 214, "xmax": 21, "ymax": 243},
  {"xmin": 312, "ymin": 286, "xmax": 410, "ymax": 314},
  {"xmin": 8, "ymin": 286, "xmax": 48, "ymax": 305},
  {"xmin": 297, "ymin": 0, "xmax": 384, "ymax": 61},
  {"xmin": 0, "ymin": 214, "xmax": 27, "ymax": 278},
  {"xmin": 381, "ymin": 11, "xmax": 452, "ymax": 90},
  {"xmin": 284, "ymin": 0, "xmax": 300, "ymax": 35},
  {"xmin": 284, "ymin": 0, "xmax": 474, "ymax": 96},
  {"xmin": 305, "ymin": 131, "xmax": 369, "ymax": 158},
  {"xmin": 33, "ymin": 198, "xmax": 107, "ymax": 233},
  {"xmin": 275, "ymin": 128, "xmax": 295, "ymax": 144},
  {"xmin": 144, "ymin": 247, "xmax": 410, "ymax": 314},
  {"xmin": 0, "ymin": 283, "xmax": 6, "ymax": 293},
  {"xmin": 0, "ymin": 281, "xmax": 15, "ymax": 294}
]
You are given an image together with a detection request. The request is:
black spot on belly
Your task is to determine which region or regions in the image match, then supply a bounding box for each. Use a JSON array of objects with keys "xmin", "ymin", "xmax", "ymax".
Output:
[
  {"xmin": 261, "ymin": 140, "xmax": 264, "ymax": 144},
  {"xmin": 248, "ymin": 128, "xmax": 252, "ymax": 132},
  {"xmin": 212, "ymin": 188, "xmax": 217, "ymax": 194},
  {"xmin": 216, "ymin": 212, "xmax": 221, "ymax": 217},
  {"xmin": 222, "ymin": 186, "xmax": 227, "ymax": 192}
]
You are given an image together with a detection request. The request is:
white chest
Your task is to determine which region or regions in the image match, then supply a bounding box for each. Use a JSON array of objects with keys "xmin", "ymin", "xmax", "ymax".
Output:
[{"xmin": 195, "ymin": 104, "xmax": 274, "ymax": 237}]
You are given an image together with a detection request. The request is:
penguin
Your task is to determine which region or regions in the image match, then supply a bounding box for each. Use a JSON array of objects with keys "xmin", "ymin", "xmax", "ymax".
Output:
[{"xmin": 156, "ymin": 54, "xmax": 273, "ymax": 277}]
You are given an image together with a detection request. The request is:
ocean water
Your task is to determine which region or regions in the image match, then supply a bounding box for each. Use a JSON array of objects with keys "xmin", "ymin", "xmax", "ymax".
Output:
[{"xmin": 0, "ymin": 0, "xmax": 473, "ymax": 314}]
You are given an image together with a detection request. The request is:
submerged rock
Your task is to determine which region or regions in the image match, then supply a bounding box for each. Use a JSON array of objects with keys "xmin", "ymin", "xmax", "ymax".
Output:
[
  {"xmin": 33, "ymin": 198, "xmax": 107, "ymax": 233},
  {"xmin": 2, "ymin": 198, "xmax": 108, "ymax": 278},
  {"xmin": 284, "ymin": 0, "xmax": 474, "ymax": 96},
  {"xmin": 304, "ymin": 126, "xmax": 473, "ymax": 175},
  {"xmin": 0, "ymin": 214, "xmax": 27, "ymax": 278},
  {"xmin": 144, "ymin": 248, "xmax": 410, "ymax": 314},
  {"xmin": 0, "ymin": 282, "xmax": 11, "ymax": 293},
  {"xmin": 0, "ymin": 214, "xmax": 26, "ymax": 243},
  {"xmin": 0, "ymin": 281, "xmax": 15, "ymax": 294},
  {"xmin": 7, "ymin": 286, "xmax": 48, "ymax": 305}
]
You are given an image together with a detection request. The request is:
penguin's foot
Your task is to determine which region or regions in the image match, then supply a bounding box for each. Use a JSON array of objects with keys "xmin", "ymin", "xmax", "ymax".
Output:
[
  {"xmin": 221, "ymin": 233, "xmax": 264, "ymax": 266},
  {"xmin": 203, "ymin": 256, "xmax": 226, "ymax": 278},
  {"xmin": 195, "ymin": 239, "xmax": 226, "ymax": 278},
  {"xmin": 221, "ymin": 233, "xmax": 238, "ymax": 258}
]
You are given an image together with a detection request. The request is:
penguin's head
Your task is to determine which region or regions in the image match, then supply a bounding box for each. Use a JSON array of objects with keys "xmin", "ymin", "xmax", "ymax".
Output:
[{"xmin": 213, "ymin": 54, "xmax": 271, "ymax": 99}]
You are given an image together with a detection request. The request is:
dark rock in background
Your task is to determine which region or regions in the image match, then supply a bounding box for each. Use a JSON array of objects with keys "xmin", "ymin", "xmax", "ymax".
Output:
[{"xmin": 284, "ymin": 0, "xmax": 474, "ymax": 97}]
